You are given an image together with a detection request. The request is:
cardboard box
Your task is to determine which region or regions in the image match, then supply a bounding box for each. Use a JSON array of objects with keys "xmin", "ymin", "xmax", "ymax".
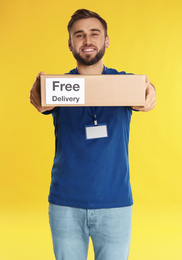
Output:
[{"xmin": 40, "ymin": 74, "xmax": 146, "ymax": 107}]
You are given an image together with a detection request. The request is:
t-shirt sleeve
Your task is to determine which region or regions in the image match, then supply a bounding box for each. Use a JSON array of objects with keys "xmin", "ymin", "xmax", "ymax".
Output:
[{"xmin": 42, "ymin": 107, "xmax": 56, "ymax": 115}]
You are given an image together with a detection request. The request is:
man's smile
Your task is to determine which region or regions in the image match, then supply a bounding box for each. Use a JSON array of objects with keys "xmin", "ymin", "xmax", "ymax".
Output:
[{"xmin": 81, "ymin": 46, "xmax": 96, "ymax": 53}]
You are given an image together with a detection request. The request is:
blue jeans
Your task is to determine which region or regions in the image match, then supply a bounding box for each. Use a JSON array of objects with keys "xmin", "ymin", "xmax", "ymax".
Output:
[{"xmin": 49, "ymin": 203, "xmax": 132, "ymax": 260}]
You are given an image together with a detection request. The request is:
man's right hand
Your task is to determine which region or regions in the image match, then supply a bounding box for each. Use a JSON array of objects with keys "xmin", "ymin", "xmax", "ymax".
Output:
[{"xmin": 30, "ymin": 71, "xmax": 55, "ymax": 113}]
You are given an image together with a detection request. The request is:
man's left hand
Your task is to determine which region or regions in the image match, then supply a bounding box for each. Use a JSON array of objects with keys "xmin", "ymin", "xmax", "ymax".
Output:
[{"xmin": 131, "ymin": 75, "xmax": 156, "ymax": 112}]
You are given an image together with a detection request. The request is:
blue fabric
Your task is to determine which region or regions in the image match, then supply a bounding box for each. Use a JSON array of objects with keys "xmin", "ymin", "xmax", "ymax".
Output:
[
  {"xmin": 45, "ymin": 67, "xmax": 133, "ymax": 209},
  {"xmin": 49, "ymin": 203, "xmax": 132, "ymax": 260}
]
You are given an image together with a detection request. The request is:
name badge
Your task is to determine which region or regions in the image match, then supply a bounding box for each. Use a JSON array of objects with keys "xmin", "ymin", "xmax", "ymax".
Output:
[{"xmin": 85, "ymin": 124, "xmax": 108, "ymax": 140}]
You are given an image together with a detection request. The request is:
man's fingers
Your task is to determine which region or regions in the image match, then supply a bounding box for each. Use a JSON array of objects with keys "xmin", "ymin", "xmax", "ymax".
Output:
[
  {"xmin": 145, "ymin": 75, "xmax": 150, "ymax": 87},
  {"xmin": 30, "ymin": 96, "xmax": 42, "ymax": 112},
  {"xmin": 30, "ymin": 97, "xmax": 54, "ymax": 112},
  {"xmin": 30, "ymin": 86, "xmax": 41, "ymax": 104},
  {"xmin": 30, "ymin": 71, "xmax": 45, "ymax": 108},
  {"xmin": 37, "ymin": 71, "xmax": 45, "ymax": 79},
  {"xmin": 34, "ymin": 71, "xmax": 45, "ymax": 92},
  {"xmin": 145, "ymin": 84, "xmax": 156, "ymax": 108},
  {"xmin": 131, "ymin": 106, "xmax": 145, "ymax": 111},
  {"xmin": 32, "ymin": 95, "xmax": 40, "ymax": 109},
  {"xmin": 133, "ymin": 79, "xmax": 156, "ymax": 112}
]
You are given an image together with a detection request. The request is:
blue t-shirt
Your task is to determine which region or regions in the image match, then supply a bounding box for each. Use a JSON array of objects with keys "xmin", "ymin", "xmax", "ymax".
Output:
[{"xmin": 45, "ymin": 66, "xmax": 133, "ymax": 209}]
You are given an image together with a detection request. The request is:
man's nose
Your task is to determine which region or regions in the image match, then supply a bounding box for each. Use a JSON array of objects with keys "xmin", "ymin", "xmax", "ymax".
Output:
[{"xmin": 83, "ymin": 35, "xmax": 91, "ymax": 45}]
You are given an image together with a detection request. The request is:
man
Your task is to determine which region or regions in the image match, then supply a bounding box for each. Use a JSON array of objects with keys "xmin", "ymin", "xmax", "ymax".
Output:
[{"xmin": 30, "ymin": 9, "xmax": 156, "ymax": 260}]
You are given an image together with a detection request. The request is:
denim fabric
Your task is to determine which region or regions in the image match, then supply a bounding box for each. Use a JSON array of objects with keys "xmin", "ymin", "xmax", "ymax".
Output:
[{"xmin": 49, "ymin": 203, "xmax": 132, "ymax": 260}]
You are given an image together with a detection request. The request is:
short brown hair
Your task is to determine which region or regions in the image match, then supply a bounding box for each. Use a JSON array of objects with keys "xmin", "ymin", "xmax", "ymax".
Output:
[{"xmin": 67, "ymin": 9, "xmax": 108, "ymax": 39}]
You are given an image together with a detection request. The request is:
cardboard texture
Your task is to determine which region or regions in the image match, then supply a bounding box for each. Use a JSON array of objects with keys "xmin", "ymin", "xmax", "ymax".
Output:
[{"xmin": 40, "ymin": 74, "xmax": 146, "ymax": 107}]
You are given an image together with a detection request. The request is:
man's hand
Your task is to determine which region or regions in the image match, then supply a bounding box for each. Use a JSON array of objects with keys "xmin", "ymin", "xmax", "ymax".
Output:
[
  {"xmin": 131, "ymin": 75, "xmax": 156, "ymax": 112},
  {"xmin": 30, "ymin": 72, "xmax": 55, "ymax": 113}
]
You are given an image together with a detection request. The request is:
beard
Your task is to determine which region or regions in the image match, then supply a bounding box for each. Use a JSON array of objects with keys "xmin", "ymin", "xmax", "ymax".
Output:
[{"xmin": 71, "ymin": 44, "xmax": 106, "ymax": 66}]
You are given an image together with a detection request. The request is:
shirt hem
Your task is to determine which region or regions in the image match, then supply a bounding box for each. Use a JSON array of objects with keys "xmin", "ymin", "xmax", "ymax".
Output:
[{"xmin": 48, "ymin": 197, "xmax": 133, "ymax": 210}]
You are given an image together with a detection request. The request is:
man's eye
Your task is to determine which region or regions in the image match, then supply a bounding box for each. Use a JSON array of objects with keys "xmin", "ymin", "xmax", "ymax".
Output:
[
  {"xmin": 76, "ymin": 34, "xmax": 83, "ymax": 38},
  {"xmin": 92, "ymin": 33, "xmax": 98, "ymax": 36}
]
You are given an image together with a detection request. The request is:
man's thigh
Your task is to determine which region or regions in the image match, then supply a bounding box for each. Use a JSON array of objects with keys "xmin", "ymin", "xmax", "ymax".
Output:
[
  {"xmin": 90, "ymin": 206, "xmax": 133, "ymax": 260},
  {"xmin": 49, "ymin": 203, "xmax": 89, "ymax": 260}
]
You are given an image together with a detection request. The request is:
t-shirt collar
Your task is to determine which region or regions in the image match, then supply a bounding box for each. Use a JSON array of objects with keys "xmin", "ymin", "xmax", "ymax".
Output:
[{"xmin": 75, "ymin": 65, "xmax": 106, "ymax": 75}]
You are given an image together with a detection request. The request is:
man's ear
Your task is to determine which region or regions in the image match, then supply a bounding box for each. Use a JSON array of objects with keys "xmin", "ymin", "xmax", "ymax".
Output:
[
  {"xmin": 105, "ymin": 35, "xmax": 110, "ymax": 48},
  {"xmin": 68, "ymin": 39, "xmax": 72, "ymax": 51}
]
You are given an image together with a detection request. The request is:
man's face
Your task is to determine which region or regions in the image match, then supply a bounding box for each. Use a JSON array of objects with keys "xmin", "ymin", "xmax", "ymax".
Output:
[{"xmin": 68, "ymin": 18, "xmax": 109, "ymax": 66}]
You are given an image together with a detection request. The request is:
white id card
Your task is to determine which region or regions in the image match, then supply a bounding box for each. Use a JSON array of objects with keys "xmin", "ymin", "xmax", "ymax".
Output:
[{"xmin": 85, "ymin": 124, "xmax": 108, "ymax": 140}]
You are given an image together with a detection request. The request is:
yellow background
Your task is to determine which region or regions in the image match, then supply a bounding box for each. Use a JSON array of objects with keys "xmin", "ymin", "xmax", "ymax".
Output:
[{"xmin": 1, "ymin": 0, "xmax": 182, "ymax": 259}]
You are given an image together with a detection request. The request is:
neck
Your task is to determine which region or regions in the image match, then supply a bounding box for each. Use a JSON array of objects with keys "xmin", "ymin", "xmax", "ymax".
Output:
[{"xmin": 77, "ymin": 60, "xmax": 104, "ymax": 75}]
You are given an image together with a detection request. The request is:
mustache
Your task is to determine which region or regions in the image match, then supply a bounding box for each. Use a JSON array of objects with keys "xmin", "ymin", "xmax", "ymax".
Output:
[{"xmin": 81, "ymin": 44, "xmax": 96, "ymax": 48}]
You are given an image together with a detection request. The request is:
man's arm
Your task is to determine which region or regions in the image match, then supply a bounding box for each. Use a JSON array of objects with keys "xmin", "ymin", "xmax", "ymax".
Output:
[
  {"xmin": 30, "ymin": 71, "xmax": 55, "ymax": 113},
  {"xmin": 131, "ymin": 75, "xmax": 156, "ymax": 112}
]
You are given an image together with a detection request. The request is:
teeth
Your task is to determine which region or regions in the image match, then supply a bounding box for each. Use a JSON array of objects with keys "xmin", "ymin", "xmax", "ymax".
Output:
[{"xmin": 83, "ymin": 49, "xmax": 94, "ymax": 52}]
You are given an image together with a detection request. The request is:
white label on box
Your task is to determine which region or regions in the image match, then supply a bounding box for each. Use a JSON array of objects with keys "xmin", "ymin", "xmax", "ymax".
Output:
[{"xmin": 45, "ymin": 78, "xmax": 85, "ymax": 105}]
